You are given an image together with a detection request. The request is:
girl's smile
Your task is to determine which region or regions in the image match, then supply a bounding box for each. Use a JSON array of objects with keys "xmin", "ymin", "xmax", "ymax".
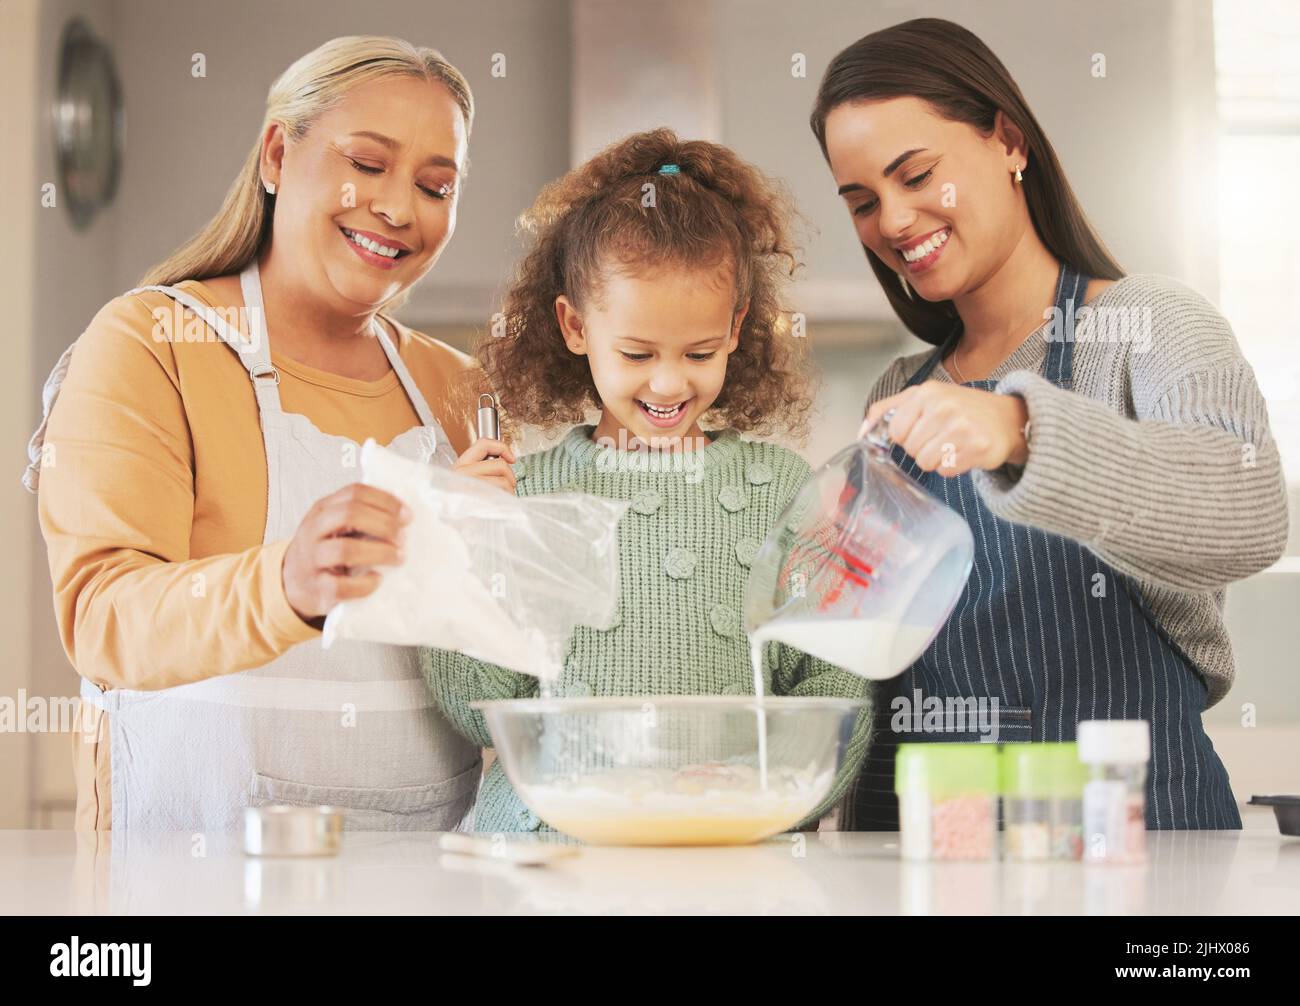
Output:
[
  {"xmin": 556, "ymin": 264, "xmax": 745, "ymax": 450},
  {"xmin": 636, "ymin": 397, "xmax": 696, "ymax": 428},
  {"xmin": 478, "ymin": 127, "xmax": 815, "ymax": 448}
]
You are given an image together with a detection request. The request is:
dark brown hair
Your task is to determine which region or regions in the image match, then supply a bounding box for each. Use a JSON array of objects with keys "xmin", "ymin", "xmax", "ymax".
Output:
[
  {"xmin": 810, "ymin": 17, "xmax": 1123, "ymax": 346},
  {"xmin": 478, "ymin": 128, "xmax": 813, "ymax": 439}
]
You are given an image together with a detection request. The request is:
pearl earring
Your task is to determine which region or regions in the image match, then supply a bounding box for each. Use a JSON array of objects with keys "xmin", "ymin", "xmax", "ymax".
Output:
[
  {"xmin": 264, "ymin": 180, "xmax": 276, "ymax": 195},
  {"xmin": 1014, "ymin": 164, "xmax": 1023, "ymax": 184}
]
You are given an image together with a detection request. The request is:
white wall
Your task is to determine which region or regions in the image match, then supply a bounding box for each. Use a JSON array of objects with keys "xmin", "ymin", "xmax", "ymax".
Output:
[
  {"xmin": 0, "ymin": 0, "xmax": 42, "ymax": 829},
  {"xmin": 21, "ymin": 0, "xmax": 124, "ymax": 829},
  {"xmin": 714, "ymin": 0, "xmax": 1220, "ymax": 324},
  {"xmin": 109, "ymin": 0, "xmax": 572, "ymax": 326}
]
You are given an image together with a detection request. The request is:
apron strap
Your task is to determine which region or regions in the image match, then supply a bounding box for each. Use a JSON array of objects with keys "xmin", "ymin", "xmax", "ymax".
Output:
[
  {"xmin": 900, "ymin": 261, "xmax": 1089, "ymax": 392},
  {"xmin": 22, "ymin": 264, "xmax": 452, "ymax": 494},
  {"xmin": 122, "ymin": 284, "xmax": 259, "ymax": 356},
  {"xmin": 23, "ymin": 278, "xmax": 267, "ymax": 493},
  {"xmin": 22, "ymin": 340, "xmax": 77, "ymax": 493},
  {"xmin": 906, "ymin": 325, "xmax": 962, "ymax": 388},
  {"xmin": 240, "ymin": 259, "xmax": 440, "ymax": 427},
  {"xmin": 124, "ymin": 274, "xmax": 282, "ymax": 414},
  {"xmin": 79, "ymin": 674, "xmax": 115, "ymax": 712},
  {"xmin": 1043, "ymin": 263, "xmax": 1089, "ymax": 389},
  {"xmin": 236, "ymin": 262, "xmax": 286, "ymax": 415},
  {"xmin": 372, "ymin": 317, "xmax": 437, "ymax": 428}
]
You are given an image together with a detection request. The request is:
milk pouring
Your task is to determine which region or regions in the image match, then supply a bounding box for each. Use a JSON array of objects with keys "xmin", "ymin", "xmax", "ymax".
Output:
[{"xmin": 744, "ymin": 414, "xmax": 976, "ymax": 783}]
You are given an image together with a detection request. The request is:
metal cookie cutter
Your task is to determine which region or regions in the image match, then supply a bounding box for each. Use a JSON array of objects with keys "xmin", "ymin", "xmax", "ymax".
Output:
[{"xmin": 243, "ymin": 805, "xmax": 344, "ymax": 857}]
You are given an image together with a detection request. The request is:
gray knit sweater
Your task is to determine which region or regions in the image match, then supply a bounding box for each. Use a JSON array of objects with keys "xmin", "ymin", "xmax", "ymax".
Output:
[{"xmin": 867, "ymin": 273, "xmax": 1289, "ymax": 707}]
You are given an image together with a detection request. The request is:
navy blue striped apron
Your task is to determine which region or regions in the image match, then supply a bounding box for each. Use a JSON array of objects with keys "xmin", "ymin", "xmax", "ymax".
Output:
[{"xmin": 843, "ymin": 263, "xmax": 1241, "ymax": 831}]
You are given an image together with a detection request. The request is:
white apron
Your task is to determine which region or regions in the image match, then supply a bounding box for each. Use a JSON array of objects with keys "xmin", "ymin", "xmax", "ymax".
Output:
[{"xmin": 38, "ymin": 261, "xmax": 481, "ymax": 832}]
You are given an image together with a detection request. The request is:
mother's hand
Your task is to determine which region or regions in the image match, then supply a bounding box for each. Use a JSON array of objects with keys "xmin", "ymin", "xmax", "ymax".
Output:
[
  {"xmin": 282, "ymin": 483, "xmax": 411, "ymax": 623},
  {"xmin": 859, "ymin": 381, "xmax": 1030, "ymax": 476}
]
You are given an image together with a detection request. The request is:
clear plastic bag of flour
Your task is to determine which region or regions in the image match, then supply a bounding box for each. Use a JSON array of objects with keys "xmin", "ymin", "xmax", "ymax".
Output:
[{"xmin": 322, "ymin": 440, "xmax": 627, "ymax": 680}]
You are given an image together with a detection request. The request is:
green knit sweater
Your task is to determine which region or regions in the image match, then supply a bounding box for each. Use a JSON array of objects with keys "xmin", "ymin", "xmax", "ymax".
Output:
[{"xmin": 419, "ymin": 424, "xmax": 873, "ymax": 835}]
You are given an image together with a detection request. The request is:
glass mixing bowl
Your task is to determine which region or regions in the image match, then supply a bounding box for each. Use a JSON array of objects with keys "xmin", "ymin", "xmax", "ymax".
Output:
[{"xmin": 472, "ymin": 695, "xmax": 866, "ymax": 846}]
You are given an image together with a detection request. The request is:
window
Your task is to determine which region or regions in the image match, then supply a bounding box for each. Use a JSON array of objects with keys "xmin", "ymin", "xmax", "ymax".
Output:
[{"xmin": 1213, "ymin": 1, "xmax": 1300, "ymax": 554}]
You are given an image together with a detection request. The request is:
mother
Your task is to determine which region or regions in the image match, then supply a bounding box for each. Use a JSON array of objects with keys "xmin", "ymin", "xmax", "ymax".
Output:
[
  {"xmin": 27, "ymin": 36, "xmax": 514, "ymax": 832},
  {"xmin": 812, "ymin": 19, "xmax": 1288, "ymax": 830}
]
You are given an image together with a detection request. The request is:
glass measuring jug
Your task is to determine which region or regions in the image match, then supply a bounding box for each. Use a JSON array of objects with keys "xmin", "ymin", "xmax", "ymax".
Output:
[{"xmin": 744, "ymin": 411, "xmax": 975, "ymax": 680}]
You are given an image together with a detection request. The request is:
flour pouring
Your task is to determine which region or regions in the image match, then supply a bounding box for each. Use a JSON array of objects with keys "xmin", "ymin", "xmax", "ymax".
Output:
[{"xmin": 322, "ymin": 439, "xmax": 628, "ymax": 680}]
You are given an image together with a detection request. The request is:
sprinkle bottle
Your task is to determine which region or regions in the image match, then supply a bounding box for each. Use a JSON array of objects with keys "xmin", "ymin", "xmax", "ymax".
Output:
[
  {"xmin": 896, "ymin": 743, "xmax": 998, "ymax": 861},
  {"xmin": 1001, "ymin": 742, "xmax": 1088, "ymax": 861},
  {"xmin": 1077, "ymin": 720, "xmax": 1150, "ymax": 865}
]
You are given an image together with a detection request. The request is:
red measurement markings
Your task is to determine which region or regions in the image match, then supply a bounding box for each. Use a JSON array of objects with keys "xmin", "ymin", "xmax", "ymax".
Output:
[
  {"xmin": 821, "ymin": 543, "xmax": 875, "ymax": 610},
  {"xmin": 778, "ymin": 516, "xmax": 841, "ymax": 587}
]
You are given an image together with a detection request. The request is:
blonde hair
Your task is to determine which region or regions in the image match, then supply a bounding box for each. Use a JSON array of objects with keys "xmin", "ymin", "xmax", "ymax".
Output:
[{"xmin": 139, "ymin": 35, "xmax": 474, "ymax": 313}]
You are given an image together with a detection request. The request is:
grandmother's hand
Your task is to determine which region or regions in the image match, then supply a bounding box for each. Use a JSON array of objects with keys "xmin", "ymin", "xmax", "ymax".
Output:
[{"xmin": 282, "ymin": 483, "xmax": 411, "ymax": 624}]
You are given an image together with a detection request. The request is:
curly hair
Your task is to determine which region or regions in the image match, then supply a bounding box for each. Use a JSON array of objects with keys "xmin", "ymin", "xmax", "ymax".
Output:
[{"xmin": 478, "ymin": 128, "xmax": 815, "ymax": 441}]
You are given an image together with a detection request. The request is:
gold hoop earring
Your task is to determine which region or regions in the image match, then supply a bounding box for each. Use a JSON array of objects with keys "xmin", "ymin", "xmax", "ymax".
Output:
[{"xmin": 1014, "ymin": 164, "xmax": 1024, "ymax": 184}]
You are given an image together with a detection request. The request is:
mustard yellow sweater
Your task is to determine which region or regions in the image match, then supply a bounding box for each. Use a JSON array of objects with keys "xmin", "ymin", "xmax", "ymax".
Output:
[{"xmin": 36, "ymin": 278, "xmax": 482, "ymax": 830}]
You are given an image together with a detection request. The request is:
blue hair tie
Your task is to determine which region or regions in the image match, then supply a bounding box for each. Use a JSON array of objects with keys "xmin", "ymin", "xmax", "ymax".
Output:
[{"xmin": 657, "ymin": 163, "xmax": 680, "ymax": 175}]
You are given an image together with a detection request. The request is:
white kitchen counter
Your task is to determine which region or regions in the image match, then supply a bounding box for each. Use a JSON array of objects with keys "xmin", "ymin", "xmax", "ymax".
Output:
[{"xmin": 1, "ymin": 827, "xmax": 1296, "ymax": 915}]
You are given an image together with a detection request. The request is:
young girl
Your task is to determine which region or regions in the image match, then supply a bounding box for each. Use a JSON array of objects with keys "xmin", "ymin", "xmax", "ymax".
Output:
[{"xmin": 421, "ymin": 128, "xmax": 872, "ymax": 835}]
